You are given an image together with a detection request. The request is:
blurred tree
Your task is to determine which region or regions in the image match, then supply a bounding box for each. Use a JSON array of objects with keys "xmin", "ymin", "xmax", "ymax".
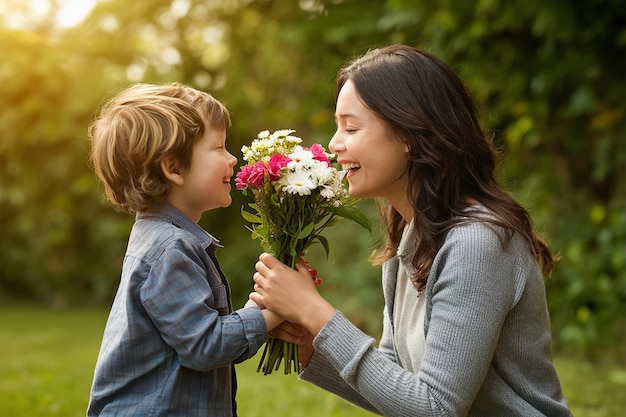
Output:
[
  {"xmin": 0, "ymin": 27, "xmax": 129, "ymax": 304},
  {"xmin": 1, "ymin": 0, "xmax": 624, "ymax": 357}
]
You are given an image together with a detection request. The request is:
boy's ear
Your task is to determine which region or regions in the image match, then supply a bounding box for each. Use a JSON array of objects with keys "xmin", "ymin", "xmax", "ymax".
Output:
[{"xmin": 160, "ymin": 156, "xmax": 184, "ymax": 185}]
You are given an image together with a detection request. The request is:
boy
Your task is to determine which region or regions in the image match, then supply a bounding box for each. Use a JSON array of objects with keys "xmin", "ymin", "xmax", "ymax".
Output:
[{"xmin": 87, "ymin": 83, "xmax": 280, "ymax": 416}]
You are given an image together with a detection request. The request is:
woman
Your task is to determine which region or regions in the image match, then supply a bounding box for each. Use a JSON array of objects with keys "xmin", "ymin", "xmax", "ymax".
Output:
[{"xmin": 250, "ymin": 45, "xmax": 572, "ymax": 417}]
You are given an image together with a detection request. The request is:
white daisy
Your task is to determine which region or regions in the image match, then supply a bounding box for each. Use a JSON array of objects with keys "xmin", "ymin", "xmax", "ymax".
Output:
[{"xmin": 279, "ymin": 169, "xmax": 316, "ymax": 196}]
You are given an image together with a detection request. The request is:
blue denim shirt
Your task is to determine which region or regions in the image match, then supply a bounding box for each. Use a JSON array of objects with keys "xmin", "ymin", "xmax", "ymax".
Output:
[{"xmin": 87, "ymin": 204, "xmax": 267, "ymax": 416}]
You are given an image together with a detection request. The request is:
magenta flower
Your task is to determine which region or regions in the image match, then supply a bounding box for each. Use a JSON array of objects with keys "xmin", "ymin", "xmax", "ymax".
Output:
[
  {"xmin": 307, "ymin": 143, "xmax": 331, "ymax": 166},
  {"xmin": 235, "ymin": 161, "xmax": 268, "ymax": 189},
  {"xmin": 268, "ymin": 154, "xmax": 291, "ymax": 181}
]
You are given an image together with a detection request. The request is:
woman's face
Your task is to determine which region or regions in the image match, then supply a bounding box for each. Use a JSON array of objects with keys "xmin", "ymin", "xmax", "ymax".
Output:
[{"xmin": 329, "ymin": 80, "xmax": 410, "ymax": 213}]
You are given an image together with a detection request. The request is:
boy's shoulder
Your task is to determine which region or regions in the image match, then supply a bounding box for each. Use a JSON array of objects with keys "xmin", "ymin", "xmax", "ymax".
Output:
[{"xmin": 127, "ymin": 205, "xmax": 215, "ymax": 261}]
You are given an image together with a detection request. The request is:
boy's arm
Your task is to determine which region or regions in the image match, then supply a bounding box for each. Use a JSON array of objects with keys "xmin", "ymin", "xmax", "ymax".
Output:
[
  {"xmin": 141, "ymin": 242, "xmax": 267, "ymax": 370},
  {"xmin": 260, "ymin": 309, "xmax": 282, "ymax": 332},
  {"xmin": 244, "ymin": 297, "xmax": 282, "ymax": 332}
]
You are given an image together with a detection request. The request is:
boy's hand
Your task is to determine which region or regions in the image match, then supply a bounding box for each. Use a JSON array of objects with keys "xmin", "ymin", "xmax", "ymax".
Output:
[{"xmin": 244, "ymin": 296, "xmax": 265, "ymax": 310}]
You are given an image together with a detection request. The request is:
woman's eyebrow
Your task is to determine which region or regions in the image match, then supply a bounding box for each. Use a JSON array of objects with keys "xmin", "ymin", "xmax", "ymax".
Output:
[{"xmin": 334, "ymin": 112, "xmax": 360, "ymax": 121}]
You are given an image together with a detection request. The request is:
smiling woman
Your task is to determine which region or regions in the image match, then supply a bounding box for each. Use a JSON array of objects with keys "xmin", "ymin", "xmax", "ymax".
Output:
[{"xmin": 0, "ymin": 0, "xmax": 97, "ymax": 30}]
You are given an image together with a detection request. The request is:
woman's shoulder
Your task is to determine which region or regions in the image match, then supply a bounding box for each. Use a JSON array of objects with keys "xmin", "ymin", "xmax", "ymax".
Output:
[
  {"xmin": 444, "ymin": 221, "xmax": 534, "ymax": 270},
  {"xmin": 428, "ymin": 221, "xmax": 533, "ymax": 306},
  {"xmin": 434, "ymin": 214, "xmax": 539, "ymax": 286},
  {"xmin": 447, "ymin": 204, "xmax": 529, "ymax": 253},
  {"xmin": 445, "ymin": 219, "xmax": 505, "ymax": 252}
]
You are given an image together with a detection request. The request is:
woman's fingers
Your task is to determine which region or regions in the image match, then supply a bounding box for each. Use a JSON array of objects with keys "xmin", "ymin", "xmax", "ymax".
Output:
[
  {"xmin": 253, "ymin": 271, "xmax": 264, "ymax": 285},
  {"xmin": 249, "ymin": 291, "xmax": 262, "ymax": 305},
  {"xmin": 258, "ymin": 252, "xmax": 276, "ymax": 266},
  {"xmin": 268, "ymin": 322, "xmax": 309, "ymax": 344},
  {"xmin": 254, "ymin": 260, "xmax": 269, "ymax": 275}
]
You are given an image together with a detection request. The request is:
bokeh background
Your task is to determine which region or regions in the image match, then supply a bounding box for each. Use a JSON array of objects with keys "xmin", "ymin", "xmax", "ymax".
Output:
[{"xmin": 1, "ymin": 0, "xmax": 625, "ymax": 416}]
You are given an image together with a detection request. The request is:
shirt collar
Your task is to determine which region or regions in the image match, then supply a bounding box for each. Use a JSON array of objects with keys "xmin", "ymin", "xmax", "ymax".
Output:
[{"xmin": 136, "ymin": 203, "xmax": 222, "ymax": 250}]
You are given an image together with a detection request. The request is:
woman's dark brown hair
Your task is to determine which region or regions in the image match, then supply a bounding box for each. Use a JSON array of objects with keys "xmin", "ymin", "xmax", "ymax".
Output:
[{"xmin": 336, "ymin": 45, "xmax": 554, "ymax": 291}]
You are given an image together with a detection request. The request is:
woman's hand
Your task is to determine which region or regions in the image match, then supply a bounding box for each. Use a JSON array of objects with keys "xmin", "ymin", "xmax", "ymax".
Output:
[
  {"xmin": 250, "ymin": 253, "xmax": 336, "ymax": 336},
  {"xmin": 269, "ymin": 322, "xmax": 315, "ymax": 368}
]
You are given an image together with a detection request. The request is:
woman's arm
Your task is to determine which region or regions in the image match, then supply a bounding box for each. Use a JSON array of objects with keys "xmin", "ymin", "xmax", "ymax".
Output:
[{"xmin": 252, "ymin": 224, "xmax": 523, "ymax": 417}]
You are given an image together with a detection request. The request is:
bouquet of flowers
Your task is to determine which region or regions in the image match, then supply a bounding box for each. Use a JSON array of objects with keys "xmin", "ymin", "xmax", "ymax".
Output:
[{"xmin": 236, "ymin": 129, "xmax": 371, "ymax": 375}]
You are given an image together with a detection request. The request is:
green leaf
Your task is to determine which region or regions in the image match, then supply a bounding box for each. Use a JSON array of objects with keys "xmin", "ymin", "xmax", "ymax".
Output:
[
  {"xmin": 323, "ymin": 215, "xmax": 342, "ymax": 228},
  {"xmin": 288, "ymin": 239, "xmax": 300, "ymax": 259},
  {"xmin": 241, "ymin": 207, "xmax": 261, "ymax": 224},
  {"xmin": 316, "ymin": 235, "xmax": 330, "ymax": 258},
  {"xmin": 296, "ymin": 222, "xmax": 315, "ymax": 239},
  {"xmin": 330, "ymin": 205, "xmax": 372, "ymax": 233}
]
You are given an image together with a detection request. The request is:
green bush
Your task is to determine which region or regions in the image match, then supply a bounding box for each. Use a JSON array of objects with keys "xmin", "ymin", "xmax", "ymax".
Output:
[{"xmin": 1, "ymin": 0, "xmax": 624, "ymax": 358}]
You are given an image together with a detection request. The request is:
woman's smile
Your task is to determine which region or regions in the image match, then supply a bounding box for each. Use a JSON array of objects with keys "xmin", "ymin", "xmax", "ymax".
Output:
[{"xmin": 340, "ymin": 162, "xmax": 361, "ymax": 178}]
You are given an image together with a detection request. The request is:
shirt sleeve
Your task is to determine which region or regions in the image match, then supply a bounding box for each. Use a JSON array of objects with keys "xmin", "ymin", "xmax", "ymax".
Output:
[
  {"xmin": 140, "ymin": 237, "xmax": 267, "ymax": 371},
  {"xmin": 302, "ymin": 223, "xmax": 524, "ymax": 417}
]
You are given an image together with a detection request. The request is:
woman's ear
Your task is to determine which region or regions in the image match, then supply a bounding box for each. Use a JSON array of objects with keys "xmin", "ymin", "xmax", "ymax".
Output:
[{"xmin": 161, "ymin": 156, "xmax": 184, "ymax": 185}]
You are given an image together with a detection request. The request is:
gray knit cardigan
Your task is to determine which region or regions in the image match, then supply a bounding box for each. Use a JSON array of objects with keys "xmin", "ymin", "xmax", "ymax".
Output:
[{"xmin": 299, "ymin": 220, "xmax": 572, "ymax": 417}]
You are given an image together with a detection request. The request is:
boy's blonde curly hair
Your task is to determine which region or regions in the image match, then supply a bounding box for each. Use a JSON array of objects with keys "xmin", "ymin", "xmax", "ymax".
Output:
[{"xmin": 89, "ymin": 83, "xmax": 231, "ymax": 214}]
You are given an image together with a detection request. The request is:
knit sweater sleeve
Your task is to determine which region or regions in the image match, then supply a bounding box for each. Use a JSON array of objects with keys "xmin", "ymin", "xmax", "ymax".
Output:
[
  {"xmin": 301, "ymin": 222, "xmax": 526, "ymax": 417},
  {"xmin": 298, "ymin": 304, "xmax": 398, "ymax": 415}
]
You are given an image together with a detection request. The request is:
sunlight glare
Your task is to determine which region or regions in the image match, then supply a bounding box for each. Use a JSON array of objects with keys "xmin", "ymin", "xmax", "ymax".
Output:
[
  {"xmin": 56, "ymin": 0, "xmax": 97, "ymax": 28},
  {"xmin": 1, "ymin": 0, "xmax": 97, "ymax": 30}
]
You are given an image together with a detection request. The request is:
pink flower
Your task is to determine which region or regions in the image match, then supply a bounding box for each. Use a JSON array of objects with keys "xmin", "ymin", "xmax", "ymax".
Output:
[
  {"xmin": 307, "ymin": 143, "xmax": 331, "ymax": 166},
  {"xmin": 236, "ymin": 161, "xmax": 268, "ymax": 189},
  {"xmin": 268, "ymin": 154, "xmax": 291, "ymax": 181}
]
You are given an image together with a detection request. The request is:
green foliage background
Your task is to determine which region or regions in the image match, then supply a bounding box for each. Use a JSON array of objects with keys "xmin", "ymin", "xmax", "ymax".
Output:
[{"xmin": 1, "ymin": 0, "xmax": 625, "ymax": 361}]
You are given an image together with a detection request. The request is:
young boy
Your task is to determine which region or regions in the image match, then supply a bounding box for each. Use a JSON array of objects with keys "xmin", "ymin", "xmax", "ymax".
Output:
[{"xmin": 87, "ymin": 83, "xmax": 280, "ymax": 416}]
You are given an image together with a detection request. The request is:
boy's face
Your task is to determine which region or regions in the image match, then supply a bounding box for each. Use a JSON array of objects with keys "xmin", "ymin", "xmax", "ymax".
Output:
[{"xmin": 169, "ymin": 126, "xmax": 237, "ymax": 222}]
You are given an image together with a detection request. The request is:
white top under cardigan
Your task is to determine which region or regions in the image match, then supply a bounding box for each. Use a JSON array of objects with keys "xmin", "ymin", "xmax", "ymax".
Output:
[
  {"xmin": 393, "ymin": 219, "xmax": 426, "ymax": 373},
  {"xmin": 299, "ymin": 209, "xmax": 572, "ymax": 417}
]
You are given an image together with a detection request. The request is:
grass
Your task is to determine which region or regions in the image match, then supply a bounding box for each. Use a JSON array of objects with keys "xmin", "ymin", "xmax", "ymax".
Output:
[{"xmin": 0, "ymin": 306, "xmax": 624, "ymax": 417}]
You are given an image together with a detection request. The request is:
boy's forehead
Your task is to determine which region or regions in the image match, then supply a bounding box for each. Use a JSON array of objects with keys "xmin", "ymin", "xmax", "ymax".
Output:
[{"xmin": 202, "ymin": 124, "xmax": 227, "ymax": 140}]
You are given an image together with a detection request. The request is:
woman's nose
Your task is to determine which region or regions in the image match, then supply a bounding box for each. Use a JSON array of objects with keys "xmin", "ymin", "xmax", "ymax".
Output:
[{"xmin": 328, "ymin": 130, "xmax": 344, "ymax": 153}]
